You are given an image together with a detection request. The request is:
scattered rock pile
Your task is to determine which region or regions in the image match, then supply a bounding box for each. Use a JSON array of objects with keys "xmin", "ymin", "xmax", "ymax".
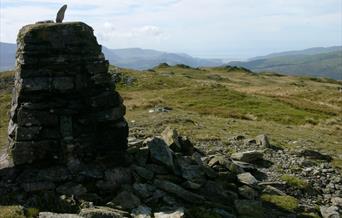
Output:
[
  {"xmin": 2, "ymin": 127, "xmax": 340, "ymax": 217},
  {"xmin": 6, "ymin": 22, "xmax": 128, "ymax": 167}
]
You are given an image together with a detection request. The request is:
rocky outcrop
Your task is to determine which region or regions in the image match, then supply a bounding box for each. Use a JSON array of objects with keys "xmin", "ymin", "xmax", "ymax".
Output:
[{"xmin": 6, "ymin": 22, "xmax": 128, "ymax": 167}]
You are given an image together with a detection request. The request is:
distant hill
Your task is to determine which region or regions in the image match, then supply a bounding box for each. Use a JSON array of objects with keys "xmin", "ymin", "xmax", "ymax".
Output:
[
  {"xmin": 0, "ymin": 42, "xmax": 223, "ymax": 71},
  {"xmin": 102, "ymin": 47, "xmax": 223, "ymax": 70},
  {"xmin": 230, "ymin": 47, "xmax": 342, "ymax": 80},
  {"xmin": 1, "ymin": 42, "xmax": 341, "ymax": 79},
  {"xmin": 250, "ymin": 46, "xmax": 342, "ymax": 60}
]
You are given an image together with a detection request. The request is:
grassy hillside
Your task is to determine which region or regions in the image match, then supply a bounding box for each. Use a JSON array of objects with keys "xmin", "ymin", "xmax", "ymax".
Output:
[
  {"xmin": 1, "ymin": 66, "xmax": 341, "ymax": 167},
  {"xmin": 230, "ymin": 50, "xmax": 342, "ymax": 80}
]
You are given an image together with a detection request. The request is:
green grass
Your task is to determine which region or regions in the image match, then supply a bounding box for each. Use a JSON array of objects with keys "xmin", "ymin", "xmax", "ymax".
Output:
[
  {"xmin": 1, "ymin": 65, "xmax": 342, "ymax": 168},
  {"xmin": 280, "ymin": 175, "xmax": 310, "ymax": 190},
  {"xmin": 261, "ymin": 194, "xmax": 299, "ymax": 213}
]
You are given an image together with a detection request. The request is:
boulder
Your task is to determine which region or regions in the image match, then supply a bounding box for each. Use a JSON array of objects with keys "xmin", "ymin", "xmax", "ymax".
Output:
[
  {"xmin": 22, "ymin": 181, "xmax": 55, "ymax": 192},
  {"xmin": 161, "ymin": 127, "xmax": 194, "ymax": 155},
  {"xmin": 298, "ymin": 149, "xmax": 333, "ymax": 162},
  {"xmin": 133, "ymin": 183, "xmax": 156, "ymax": 199},
  {"xmin": 131, "ymin": 206, "xmax": 152, "ymax": 218},
  {"xmin": 234, "ymin": 200, "xmax": 264, "ymax": 218},
  {"xmin": 161, "ymin": 127, "xmax": 182, "ymax": 152},
  {"xmin": 79, "ymin": 207, "xmax": 127, "ymax": 218},
  {"xmin": 320, "ymin": 206, "xmax": 340, "ymax": 218},
  {"xmin": 97, "ymin": 167, "xmax": 132, "ymax": 191},
  {"xmin": 231, "ymin": 150, "xmax": 263, "ymax": 163},
  {"xmin": 332, "ymin": 197, "xmax": 342, "ymax": 207},
  {"xmin": 56, "ymin": 183, "xmax": 87, "ymax": 196},
  {"xmin": 174, "ymin": 155, "xmax": 206, "ymax": 184},
  {"xmin": 111, "ymin": 190, "xmax": 141, "ymax": 210},
  {"xmin": 255, "ymin": 134, "xmax": 271, "ymax": 148},
  {"xmin": 199, "ymin": 180, "xmax": 237, "ymax": 204},
  {"xmin": 154, "ymin": 208, "xmax": 184, "ymax": 218},
  {"xmin": 262, "ymin": 185, "xmax": 286, "ymax": 196},
  {"xmin": 132, "ymin": 165, "xmax": 154, "ymax": 180},
  {"xmin": 39, "ymin": 212, "xmax": 82, "ymax": 218},
  {"xmin": 208, "ymin": 155, "xmax": 244, "ymax": 174},
  {"xmin": 146, "ymin": 137, "xmax": 175, "ymax": 171},
  {"xmin": 154, "ymin": 179, "xmax": 205, "ymax": 203},
  {"xmin": 237, "ymin": 172, "xmax": 258, "ymax": 186},
  {"xmin": 238, "ymin": 185, "xmax": 258, "ymax": 200}
]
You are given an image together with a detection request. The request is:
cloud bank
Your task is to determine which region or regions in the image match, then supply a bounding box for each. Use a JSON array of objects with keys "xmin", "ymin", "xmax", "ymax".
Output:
[{"xmin": 1, "ymin": 0, "xmax": 341, "ymax": 59}]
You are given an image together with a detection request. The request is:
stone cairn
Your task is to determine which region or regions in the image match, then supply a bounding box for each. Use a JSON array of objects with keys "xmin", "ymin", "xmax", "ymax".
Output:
[
  {"xmin": 8, "ymin": 22, "xmax": 128, "ymax": 166},
  {"xmin": 0, "ymin": 22, "xmax": 341, "ymax": 218}
]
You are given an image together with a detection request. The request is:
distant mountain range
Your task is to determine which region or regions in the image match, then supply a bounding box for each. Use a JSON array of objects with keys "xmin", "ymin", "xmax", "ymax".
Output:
[
  {"xmin": 0, "ymin": 42, "xmax": 223, "ymax": 71},
  {"xmin": 230, "ymin": 46, "xmax": 342, "ymax": 80},
  {"xmin": 0, "ymin": 42, "xmax": 341, "ymax": 79},
  {"xmin": 102, "ymin": 47, "xmax": 223, "ymax": 70}
]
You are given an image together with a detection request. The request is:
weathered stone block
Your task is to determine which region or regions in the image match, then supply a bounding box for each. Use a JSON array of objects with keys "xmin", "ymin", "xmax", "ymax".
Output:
[
  {"xmin": 17, "ymin": 109, "xmax": 59, "ymax": 127},
  {"xmin": 10, "ymin": 140, "xmax": 60, "ymax": 165},
  {"xmin": 52, "ymin": 77, "xmax": 74, "ymax": 91}
]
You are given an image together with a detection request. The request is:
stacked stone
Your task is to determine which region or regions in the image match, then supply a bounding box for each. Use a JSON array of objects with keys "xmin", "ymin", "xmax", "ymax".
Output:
[{"xmin": 8, "ymin": 22, "xmax": 128, "ymax": 166}]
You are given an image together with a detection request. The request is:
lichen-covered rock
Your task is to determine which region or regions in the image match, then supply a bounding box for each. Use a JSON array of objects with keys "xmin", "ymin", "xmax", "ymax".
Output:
[
  {"xmin": 154, "ymin": 208, "xmax": 184, "ymax": 218},
  {"xmin": 237, "ymin": 172, "xmax": 258, "ymax": 186},
  {"xmin": 39, "ymin": 212, "xmax": 82, "ymax": 218},
  {"xmin": 255, "ymin": 134, "xmax": 271, "ymax": 148},
  {"xmin": 161, "ymin": 127, "xmax": 182, "ymax": 152},
  {"xmin": 79, "ymin": 207, "xmax": 127, "ymax": 218},
  {"xmin": 320, "ymin": 206, "xmax": 340, "ymax": 218},
  {"xmin": 231, "ymin": 150, "xmax": 264, "ymax": 163}
]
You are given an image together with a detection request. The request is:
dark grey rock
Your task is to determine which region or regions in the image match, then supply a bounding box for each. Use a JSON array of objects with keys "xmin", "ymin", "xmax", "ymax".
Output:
[
  {"xmin": 56, "ymin": 183, "xmax": 87, "ymax": 196},
  {"xmin": 111, "ymin": 190, "xmax": 141, "ymax": 210},
  {"xmin": 132, "ymin": 165, "xmax": 154, "ymax": 180},
  {"xmin": 56, "ymin": 5, "xmax": 67, "ymax": 23},
  {"xmin": 133, "ymin": 183, "xmax": 156, "ymax": 199},
  {"xmin": 146, "ymin": 137, "xmax": 175, "ymax": 171},
  {"xmin": 298, "ymin": 149, "xmax": 333, "ymax": 162},
  {"xmin": 199, "ymin": 180, "xmax": 237, "ymax": 204},
  {"xmin": 131, "ymin": 205, "xmax": 152, "ymax": 218},
  {"xmin": 234, "ymin": 200, "xmax": 264, "ymax": 218},
  {"xmin": 22, "ymin": 181, "xmax": 55, "ymax": 192},
  {"xmin": 154, "ymin": 179, "xmax": 205, "ymax": 203}
]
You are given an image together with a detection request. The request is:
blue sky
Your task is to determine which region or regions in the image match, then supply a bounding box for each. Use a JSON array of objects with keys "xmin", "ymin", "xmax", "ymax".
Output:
[{"xmin": 0, "ymin": 0, "xmax": 341, "ymax": 60}]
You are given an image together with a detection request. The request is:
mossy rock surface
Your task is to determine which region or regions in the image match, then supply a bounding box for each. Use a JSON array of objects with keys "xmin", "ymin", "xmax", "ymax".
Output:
[{"xmin": 0, "ymin": 205, "xmax": 25, "ymax": 218}]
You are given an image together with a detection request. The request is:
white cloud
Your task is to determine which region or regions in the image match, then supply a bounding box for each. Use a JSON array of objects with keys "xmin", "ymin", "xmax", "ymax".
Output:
[{"xmin": 0, "ymin": 0, "xmax": 341, "ymax": 58}]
